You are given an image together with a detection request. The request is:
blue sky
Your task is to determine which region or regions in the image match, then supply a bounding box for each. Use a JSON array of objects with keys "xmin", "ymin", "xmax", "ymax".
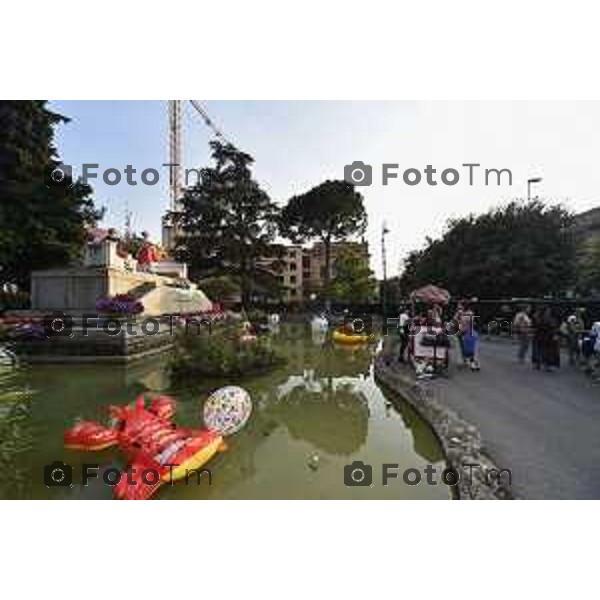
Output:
[{"xmin": 50, "ymin": 101, "xmax": 600, "ymax": 278}]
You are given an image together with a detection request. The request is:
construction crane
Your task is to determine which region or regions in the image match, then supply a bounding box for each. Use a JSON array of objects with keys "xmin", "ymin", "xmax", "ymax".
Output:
[
  {"xmin": 167, "ymin": 100, "xmax": 184, "ymax": 213},
  {"xmin": 162, "ymin": 100, "xmax": 236, "ymax": 250}
]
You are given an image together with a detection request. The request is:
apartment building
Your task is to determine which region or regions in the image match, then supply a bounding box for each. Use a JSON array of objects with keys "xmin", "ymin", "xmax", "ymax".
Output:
[{"xmin": 263, "ymin": 241, "xmax": 370, "ymax": 304}]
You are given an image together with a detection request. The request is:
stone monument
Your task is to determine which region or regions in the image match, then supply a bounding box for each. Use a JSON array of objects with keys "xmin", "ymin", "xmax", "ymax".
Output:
[{"xmin": 20, "ymin": 229, "xmax": 213, "ymax": 363}]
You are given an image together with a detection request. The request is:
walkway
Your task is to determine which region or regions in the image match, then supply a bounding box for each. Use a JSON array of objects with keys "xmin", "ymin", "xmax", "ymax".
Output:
[{"xmin": 428, "ymin": 340, "xmax": 600, "ymax": 498}]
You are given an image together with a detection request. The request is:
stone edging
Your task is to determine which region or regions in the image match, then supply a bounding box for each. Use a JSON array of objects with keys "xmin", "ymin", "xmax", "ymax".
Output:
[{"xmin": 374, "ymin": 353, "xmax": 513, "ymax": 500}]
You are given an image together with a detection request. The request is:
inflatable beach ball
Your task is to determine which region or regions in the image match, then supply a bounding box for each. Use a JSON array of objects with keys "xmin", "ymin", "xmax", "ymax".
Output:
[{"xmin": 203, "ymin": 386, "xmax": 253, "ymax": 436}]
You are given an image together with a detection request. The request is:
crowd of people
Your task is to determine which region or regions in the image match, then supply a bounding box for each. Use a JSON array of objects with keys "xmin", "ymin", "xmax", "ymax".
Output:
[
  {"xmin": 396, "ymin": 301, "xmax": 600, "ymax": 380},
  {"xmin": 512, "ymin": 305, "xmax": 600, "ymax": 376}
]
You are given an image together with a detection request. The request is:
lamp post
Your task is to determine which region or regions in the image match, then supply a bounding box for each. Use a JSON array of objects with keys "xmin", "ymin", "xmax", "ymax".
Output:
[
  {"xmin": 381, "ymin": 222, "xmax": 390, "ymax": 320},
  {"xmin": 527, "ymin": 177, "xmax": 542, "ymax": 202}
]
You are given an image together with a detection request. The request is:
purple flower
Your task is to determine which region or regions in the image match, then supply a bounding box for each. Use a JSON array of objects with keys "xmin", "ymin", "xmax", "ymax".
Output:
[
  {"xmin": 17, "ymin": 323, "xmax": 45, "ymax": 340},
  {"xmin": 96, "ymin": 296, "xmax": 144, "ymax": 315}
]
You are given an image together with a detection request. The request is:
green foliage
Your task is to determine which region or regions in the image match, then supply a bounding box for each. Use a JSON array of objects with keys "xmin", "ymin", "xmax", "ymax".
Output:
[
  {"xmin": 0, "ymin": 101, "xmax": 103, "ymax": 290},
  {"xmin": 0, "ymin": 324, "xmax": 14, "ymax": 343},
  {"xmin": 198, "ymin": 274, "xmax": 241, "ymax": 301},
  {"xmin": 244, "ymin": 307, "xmax": 267, "ymax": 325},
  {"xmin": 399, "ymin": 200, "xmax": 576, "ymax": 299},
  {"xmin": 0, "ymin": 290, "xmax": 30, "ymax": 312},
  {"xmin": 0, "ymin": 383, "xmax": 33, "ymax": 498},
  {"xmin": 383, "ymin": 276, "xmax": 403, "ymax": 308},
  {"xmin": 576, "ymin": 237, "xmax": 600, "ymax": 295},
  {"xmin": 329, "ymin": 247, "xmax": 376, "ymax": 304},
  {"xmin": 119, "ymin": 231, "xmax": 146, "ymax": 258},
  {"xmin": 169, "ymin": 322, "xmax": 286, "ymax": 380},
  {"xmin": 279, "ymin": 180, "xmax": 367, "ymax": 291},
  {"xmin": 172, "ymin": 140, "xmax": 280, "ymax": 306}
]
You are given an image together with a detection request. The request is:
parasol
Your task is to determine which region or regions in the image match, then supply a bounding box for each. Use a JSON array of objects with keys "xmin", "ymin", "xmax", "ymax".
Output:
[{"xmin": 410, "ymin": 284, "xmax": 451, "ymax": 305}]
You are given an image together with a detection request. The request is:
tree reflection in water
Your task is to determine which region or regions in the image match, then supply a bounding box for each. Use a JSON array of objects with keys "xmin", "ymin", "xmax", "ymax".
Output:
[
  {"xmin": 269, "ymin": 378, "xmax": 369, "ymax": 455},
  {"xmin": 0, "ymin": 370, "xmax": 34, "ymax": 498}
]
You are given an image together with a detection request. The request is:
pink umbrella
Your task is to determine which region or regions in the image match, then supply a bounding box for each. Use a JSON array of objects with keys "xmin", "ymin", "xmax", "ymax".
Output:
[{"xmin": 410, "ymin": 284, "xmax": 451, "ymax": 305}]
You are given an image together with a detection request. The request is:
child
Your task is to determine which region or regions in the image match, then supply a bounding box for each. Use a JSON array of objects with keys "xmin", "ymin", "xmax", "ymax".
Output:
[{"xmin": 461, "ymin": 328, "xmax": 480, "ymax": 371}]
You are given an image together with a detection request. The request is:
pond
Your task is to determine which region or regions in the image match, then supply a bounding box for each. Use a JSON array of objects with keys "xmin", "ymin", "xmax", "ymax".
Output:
[{"xmin": 0, "ymin": 324, "xmax": 450, "ymax": 499}]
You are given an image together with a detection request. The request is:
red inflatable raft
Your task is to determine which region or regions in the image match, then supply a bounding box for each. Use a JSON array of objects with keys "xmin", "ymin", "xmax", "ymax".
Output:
[{"xmin": 64, "ymin": 394, "xmax": 225, "ymax": 500}]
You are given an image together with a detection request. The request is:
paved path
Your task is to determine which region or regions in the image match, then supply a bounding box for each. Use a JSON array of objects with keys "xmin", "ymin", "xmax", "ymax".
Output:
[{"xmin": 429, "ymin": 340, "xmax": 600, "ymax": 499}]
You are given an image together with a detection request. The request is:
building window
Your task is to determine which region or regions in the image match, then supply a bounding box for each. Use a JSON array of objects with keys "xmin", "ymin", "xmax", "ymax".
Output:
[
  {"xmin": 303, "ymin": 271, "xmax": 310, "ymax": 280},
  {"xmin": 290, "ymin": 289, "xmax": 297, "ymax": 297},
  {"xmin": 289, "ymin": 262, "xmax": 296, "ymax": 271},
  {"xmin": 302, "ymin": 256, "xmax": 310, "ymax": 268},
  {"xmin": 290, "ymin": 275, "xmax": 296, "ymax": 284}
]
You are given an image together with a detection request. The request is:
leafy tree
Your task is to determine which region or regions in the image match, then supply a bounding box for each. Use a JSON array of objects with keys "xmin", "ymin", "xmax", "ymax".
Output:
[
  {"xmin": 0, "ymin": 101, "xmax": 102, "ymax": 290},
  {"xmin": 172, "ymin": 140, "xmax": 280, "ymax": 306},
  {"xmin": 329, "ymin": 247, "xmax": 376, "ymax": 304},
  {"xmin": 197, "ymin": 274, "xmax": 241, "ymax": 301},
  {"xmin": 382, "ymin": 276, "xmax": 403, "ymax": 309},
  {"xmin": 279, "ymin": 180, "xmax": 367, "ymax": 297},
  {"xmin": 576, "ymin": 237, "xmax": 600, "ymax": 296},
  {"xmin": 120, "ymin": 231, "xmax": 147, "ymax": 258},
  {"xmin": 399, "ymin": 200, "xmax": 576, "ymax": 299}
]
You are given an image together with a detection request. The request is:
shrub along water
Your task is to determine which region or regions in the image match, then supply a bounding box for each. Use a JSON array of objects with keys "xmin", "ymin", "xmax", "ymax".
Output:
[{"xmin": 169, "ymin": 322, "xmax": 286, "ymax": 380}]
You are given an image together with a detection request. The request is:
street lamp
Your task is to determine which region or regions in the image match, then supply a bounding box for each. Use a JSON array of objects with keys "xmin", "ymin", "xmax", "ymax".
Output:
[
  {"xmin": 527, "ymin": 177, "xmax": 542, "ymax": 202},
  {"xmin": 381, "ymin": 222, "xmax": 390, "ymax": 319}
]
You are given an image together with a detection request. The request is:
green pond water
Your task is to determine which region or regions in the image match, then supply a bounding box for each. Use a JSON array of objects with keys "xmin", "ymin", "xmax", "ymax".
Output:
[{"xmin": 0, "ymin": 324, "xmax": 450, "ymax": 499}]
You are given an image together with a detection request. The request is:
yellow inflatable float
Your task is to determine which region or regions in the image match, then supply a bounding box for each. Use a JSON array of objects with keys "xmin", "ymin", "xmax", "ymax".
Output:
[{"xmin": 332, "ymin": 328, "xmax": 374, "ymax": 345}]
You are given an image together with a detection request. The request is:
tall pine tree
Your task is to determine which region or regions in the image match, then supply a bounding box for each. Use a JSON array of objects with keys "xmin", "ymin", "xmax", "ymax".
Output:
[
  {"xmin": 0, "ymin": 101, "xmax": 102, "ymax": 290},
  {"xmin": 172, "ymin": 140, "xmax": 281, "ymax": 306},
  {"xmin": 279, "ymin": 180, "xmax": 367, "ymax": 300}
]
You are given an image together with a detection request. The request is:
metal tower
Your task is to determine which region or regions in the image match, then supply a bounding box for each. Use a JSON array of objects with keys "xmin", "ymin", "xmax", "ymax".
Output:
[
  {"xmin": 168, "ymin": 100, "xmax": 183, "ymax": 212},
  {"xmin": 163, "ymin": 100, "xmax": 236, "ymax": 251}
]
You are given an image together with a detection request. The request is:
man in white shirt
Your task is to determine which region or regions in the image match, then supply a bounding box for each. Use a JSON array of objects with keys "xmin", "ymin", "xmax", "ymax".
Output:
[{"xmin": 512, "ymin": 305, "xmax": 532, "ymax": 363}]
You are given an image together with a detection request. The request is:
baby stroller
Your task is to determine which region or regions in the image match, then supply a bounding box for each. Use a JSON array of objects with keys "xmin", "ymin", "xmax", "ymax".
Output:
[{"xmin": 411, "ymin": 327, "xmax": 450, "ymax": 378}]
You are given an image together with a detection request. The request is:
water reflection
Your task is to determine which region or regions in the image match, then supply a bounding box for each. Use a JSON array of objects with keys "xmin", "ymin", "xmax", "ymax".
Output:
[
  {"xmin": 0, "ymin": 324, "xmax": 449, "ymax": 499},
  {"xmin": 0, "ymin": 370, "xmax": 34, "ymax": 498},
  {"xmin": 270, "ymin": 377, "xmax": 369, "ymax": 455}
]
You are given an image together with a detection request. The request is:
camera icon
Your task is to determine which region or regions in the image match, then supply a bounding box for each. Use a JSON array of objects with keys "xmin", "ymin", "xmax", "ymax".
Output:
[
  {"xmin": 343, "ymin": 314, "xmax": 373, "ymax": 337},
  {"xmin": 44, "ymin": 163, "xmax": 74, "ymax": 189},
  {"xmin": 344, "ymin": 161, "xmax": 372, "ymax": 186},
  {"xmin": 43, "ymin": 312, "xmax": 74, "ymax": 338},
  {"xmin": 44, "ymin": 461, "xmax": 73, "ymax": 488},
  {"xmin": 344, "ymin": 460, "xmax": 373, "ymax": 487}
]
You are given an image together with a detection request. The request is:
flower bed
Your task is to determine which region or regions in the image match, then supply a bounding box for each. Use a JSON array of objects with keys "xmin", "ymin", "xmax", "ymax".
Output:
[
  {"xmin": 0, "ymin": 319, "xmax": 45, "ymax": 342},
  {"xmin": 95, "ymin": 294, "xmax": 144, "ymax": 315}
]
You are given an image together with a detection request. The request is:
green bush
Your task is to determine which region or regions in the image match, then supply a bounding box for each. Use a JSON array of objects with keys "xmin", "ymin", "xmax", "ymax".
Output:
[
  {"xmin": 197, "ymin": 275, "xmax": 241, "ymax": 301},
  {"xmin": 0, "ymin": 291, "xmax": 30, "ymax": 313},
  {"xmin": 169, "ymin": 322, "xmax": 285, "ymax": 380},
  {"xmin": 245, "ymin": 308, "xmax": 267, "ymax": 325}
]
